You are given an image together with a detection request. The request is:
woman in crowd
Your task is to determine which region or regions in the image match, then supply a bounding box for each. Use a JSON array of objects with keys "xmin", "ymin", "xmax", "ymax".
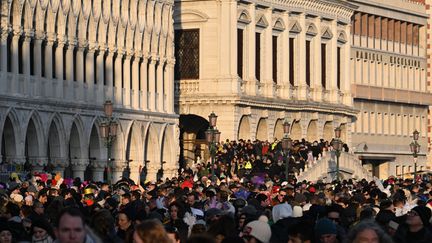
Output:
[
  {"xmin": 31, "ymin": 218, "xmax": 55, "ymax": 243},
  {"xmin": 165, "ymin": 202, "xmax": 189, "ymax": 243},
  {"xmin": 133, "ymin": 219, "xmax": 171, "ymax": 243},
  {"xmin": 345, "ymin": 220, "xmax": 394, "ymax": 243},
  {"xmin": 116, "ymin": 209, "xmax": 135, "ymax": 243}
]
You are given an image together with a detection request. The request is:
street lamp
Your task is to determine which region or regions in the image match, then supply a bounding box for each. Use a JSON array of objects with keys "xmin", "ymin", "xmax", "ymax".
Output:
[
  {"xmin": 99, "ymin": 100, "xmax": 118, "ymax": 187},
  {"xmin": 409, "ymin": 130, "xmax": 420, "ymax": 181},
  {"xmin": 281, "ymin": 119, "xmax": 292, "ymax": 181},
  {"xmin": 331, "ymin": 126, "xmax": 342, "ymax": 181},
  {"xmin": 205, "ymin": 112, "xmax": 221, "ymax": 183}
]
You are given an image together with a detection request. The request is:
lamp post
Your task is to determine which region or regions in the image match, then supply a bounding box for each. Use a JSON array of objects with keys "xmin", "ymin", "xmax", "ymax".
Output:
[
  {"xmin": 331, "ymin": 126, "xmax": 342, "ymax": 181},
  {"xmin": 281, "ymin": 119, "xmax": 292, "ymax": 181},
  {"xmin": 205, "ymin": 112, "xmax": 221, "ymax": 183},
  {"xmin": 99, "ymin": 101, "xmax": 118, "ymax": 187},
  {"xmin": 409, "ymin": 130, "xmax": 420, "ymax": 181}
]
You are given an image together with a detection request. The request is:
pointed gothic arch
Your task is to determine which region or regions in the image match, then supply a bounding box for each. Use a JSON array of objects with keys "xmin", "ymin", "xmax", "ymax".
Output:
[
  {"xmin": 144, "ymin": 123, "xmax": 160, "ymax": 180},
  {"xmin": 126, "ymin": 121, "xmax": 143, "ymax": 182},
  {"xmin": 161, "ymin": 124, "xmax": 176, "ymax": 179}
]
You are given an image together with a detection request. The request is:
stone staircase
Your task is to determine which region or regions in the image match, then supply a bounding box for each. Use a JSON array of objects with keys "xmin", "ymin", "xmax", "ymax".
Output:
[{"xmin": 296, "ymin": 151, "xmax": 373, "ymax": 182}]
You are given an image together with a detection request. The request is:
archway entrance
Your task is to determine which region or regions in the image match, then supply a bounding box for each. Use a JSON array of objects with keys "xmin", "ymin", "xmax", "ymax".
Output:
[
  {"xmin": 126, "ymin": 123, "xmax": 142, "ymax": 183},
  {"xmin": 291, "ymin": 120, "xmax": 301, "ymax": 141},
  {"xmin": 1, "ymin": 116, "xmax": 17, "ymax": 163},
  {"xmin": 179, "ymin": 114, "xmax": 209, "ymax": 169},
  {"xmin": 307, "ymin": 120, "xmax": 318, "ymax": 142},
  {"xmin": 87, "ymin": 124, "xmax": 102, "ymax": 181},
  {"xmin": 238, "ymin": 116, "xmax": 251, "ymax": 140},
  {"xmin": 256, "ymin": 118, "xmax": 268, "ymax": 141},
  {"xmin": 144, "ymin": 124, "xmax": 160, "ymax": 181},
  {"xmin": 273, "ymin": 119, "xmax": 284, "ymax": 140},
  {"xmin": 323, "ymin": 122, "xmax": 334, "ymax": 142}
]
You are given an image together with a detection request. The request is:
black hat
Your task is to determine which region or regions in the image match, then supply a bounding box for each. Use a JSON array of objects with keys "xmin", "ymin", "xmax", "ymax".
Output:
[{"xmin": 412, "ymin": 206, "xmax": 431, "ymax": 226}]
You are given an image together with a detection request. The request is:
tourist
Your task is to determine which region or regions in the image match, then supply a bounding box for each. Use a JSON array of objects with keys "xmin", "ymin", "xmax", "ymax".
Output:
[{"xmin": 133, "ymin": 219, "xmax": 171, "ymax": 243}]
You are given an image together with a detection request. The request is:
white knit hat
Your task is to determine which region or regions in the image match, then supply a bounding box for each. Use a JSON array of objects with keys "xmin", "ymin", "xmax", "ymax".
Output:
[{"xmin": 245, "ymin": 218, "xmax": 271, "ymax": 243}]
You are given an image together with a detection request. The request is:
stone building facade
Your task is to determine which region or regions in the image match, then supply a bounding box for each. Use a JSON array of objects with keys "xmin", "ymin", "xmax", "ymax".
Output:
[
  {"xmin": 349, "ymin": 0, "xmax": 431, "ymax": 178},
  {"xmin": 174, "ymin": 0, "xmax": 358, "ymax": 165},
  {"xmin": 0, "ymin": 0, "xmax": 179, "ymax": 182},
  {"xmin": 174, "ymin": 0, "xmax": 432, "ymax": 179}
]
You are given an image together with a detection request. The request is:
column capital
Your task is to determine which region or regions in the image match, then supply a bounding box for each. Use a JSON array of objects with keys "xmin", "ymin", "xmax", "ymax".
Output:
[
  {"xmin": 88, "ymin": 42, "xmax": 98, "ymax": 52},
  {"xmin": 12, "ymin": 28, "xmax": 23, "ymax": 37},
  {"xmin": 112, "ymin": 161, "xmax": 127, "ymax": 172},
  {"xmin": 50, "ymin": 157, "xmax": 69, "ymax": 166},
  {"xmin": 167, "ymin": 58, "xmax": 175, "ymax": 66},
  {"xmin": 90, "ymin": 160, "xmax": 107, "ymax": 169},
  {"xmin": 29, "ymin": 157, "xmax": 49, "ymax": 167},
  {"xmin": 117, "ymin": 47, "xmax": 125, "ymax": 56},
  {"xmin": 70, "ymin": 158, "xmax": 89, "ymax": 168},
  {"xmin": 68, "ymin": 38, "xmax": 78, "ymax": 47},
  {"xmin": 77, "ymin": 41, "xmax": 88, "ymax": 51},
  {"xmin": 1, "ymin": 30, "xmax": 9, "ymax": 41},
  {"xmin": 7, "ymin": 156, "xmax": 26, "ymax": 165},
  {"xmin": 34, "ymin": 30, "xmax": 46, "ymax": 40}
]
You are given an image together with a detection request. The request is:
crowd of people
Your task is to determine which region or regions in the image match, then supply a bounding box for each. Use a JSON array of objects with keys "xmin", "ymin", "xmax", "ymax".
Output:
[{"xmin": 0, "ymin": 138, "xmax": 432, "ymax": 243}]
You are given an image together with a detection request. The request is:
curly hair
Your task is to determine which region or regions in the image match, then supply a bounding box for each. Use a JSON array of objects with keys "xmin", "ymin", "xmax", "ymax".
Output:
[{"xmin": 344, "ymin": 220, "xmax": 393, "ymax": 243}]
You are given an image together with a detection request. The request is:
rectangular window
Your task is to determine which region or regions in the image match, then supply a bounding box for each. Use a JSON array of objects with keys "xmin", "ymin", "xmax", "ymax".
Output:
[
  {"xmin": 306, "ymin": 40, "xmax": 311, "ymax": 86},
  {"xmin": 289, "ymin": 38, "xmax": 295, "ymax": 86},
  {"xmin": 237, "ymin": 29, "xmax": 243, "ymax": 79},
  {"xmin": 337, "ymin": 47, "xmax": 341, "ymax": 89},
  {"xmin": 255, "ymin": 32, "xmax": 261, "ymax": 82},
  {"xmin": 174, "ymin": 29, "xmax": 200, "ymax": 80},
  {"xmin": 272, "ymin": 35, "xmax": 278, "ymax": 83},
  {"xmin": 321, "ymin": 43, "xmax": 326, "ymax": 89}
]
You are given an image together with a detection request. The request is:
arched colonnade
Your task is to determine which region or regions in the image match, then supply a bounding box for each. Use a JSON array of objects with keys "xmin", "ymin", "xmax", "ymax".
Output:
[{"xmin": 0, "ymin": 108, "xmax": 178, "ymax": 183}]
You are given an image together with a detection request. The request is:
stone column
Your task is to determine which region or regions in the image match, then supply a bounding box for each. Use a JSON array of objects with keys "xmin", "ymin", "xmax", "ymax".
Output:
[
  {"xmin": 123, "ymin": 52, "xmax": 132, "ymax": 107},
  {"xmin": 66, "ymin": 40, "xmax": 76, "ymax": 81},
  {"xmin": 86, "ymin": 44, "xmax": 96, "ymax": 101},
  {"xmin": 148, "ymin": 55, "xmax": 157, "ymax": 111},
  {"xmin": 76, "ymin": 44, "xmax": 86, "ymax": 83},
  {"xmin": 0, "ymin": 30, "xmax": 8, "ymax": 72},
  {"xmin": 140, "ymin": 56, "xmax": 149, "ymax": 110},
  {"xmin": 91, "ymin": 160, "xmax": 106, "ymax": 183},
  {"xmin": 156, "ymin": 58, "xmax": 164, "ymax": 111},
  {"xmin": 164, "ymin": 59, "xmax": 175, "ymax": 113},
  {"xmin": 131, "ymin": 54, "xmax": 140, "ymax": 109},
  {"xmin": 114, "ymin": 50, "xmax": 124, "ymax": 104},
  {"xmin": 11, "ymin": 30, "xmax": 21, "ymax": 74},
  {"xmin": 246, "ymin": 4, "xmax": 257, "ymax": 96},
  {"xmin": 44, "ymin": 34, "xmax": 55, "ymax": 79},
  {"xmin": 55, "ymin": 38, "xmax": 65, "ymax": 80},
  {"xmin": 112, "ymin": 161, "xmax": 126, "ymax": 183},
  {"xmin": 22, "ymin": 32, "xmax": 32, "ymax": 75},
  {"xmin": 96, "ymin": 47, "xmax": 106, "ymax": 102},
  {"xmin": 71, "ymin": 158, "xmax": 89, "ymax": 180},
  {"xmin": 328, "ymin": 20, "xmax": 339, "ymax": 103},
  {"xmin": 296, "ymin": 13, "xmax": 308, "ymax": 100},
  {"xmin": 105, "ymin": 48, "xmax": 115, "ymax": 100},
  {"xmin": 33, "ymin": 33, "xmax": 44, "ymax": 77}
]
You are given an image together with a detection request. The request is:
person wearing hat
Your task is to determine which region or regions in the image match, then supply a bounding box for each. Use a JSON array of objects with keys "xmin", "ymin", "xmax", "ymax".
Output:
[
  {"xmin": 393, "ymin": 205, "xmax": 432, "ymax": 243},
  {"xmin": 315, "ymin": 218, "xmax": 339, "ymax": 243},
  {"xmin": 0, "ymin": 224, "xmax": 13, "ymax": 243},
  {"xmin": 31, "ymin": 218, "xmax": 55, "ymax": 243},
  {"xmin": 242, "ymin": 217, "xmax": 272, "ymax": 243}
]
